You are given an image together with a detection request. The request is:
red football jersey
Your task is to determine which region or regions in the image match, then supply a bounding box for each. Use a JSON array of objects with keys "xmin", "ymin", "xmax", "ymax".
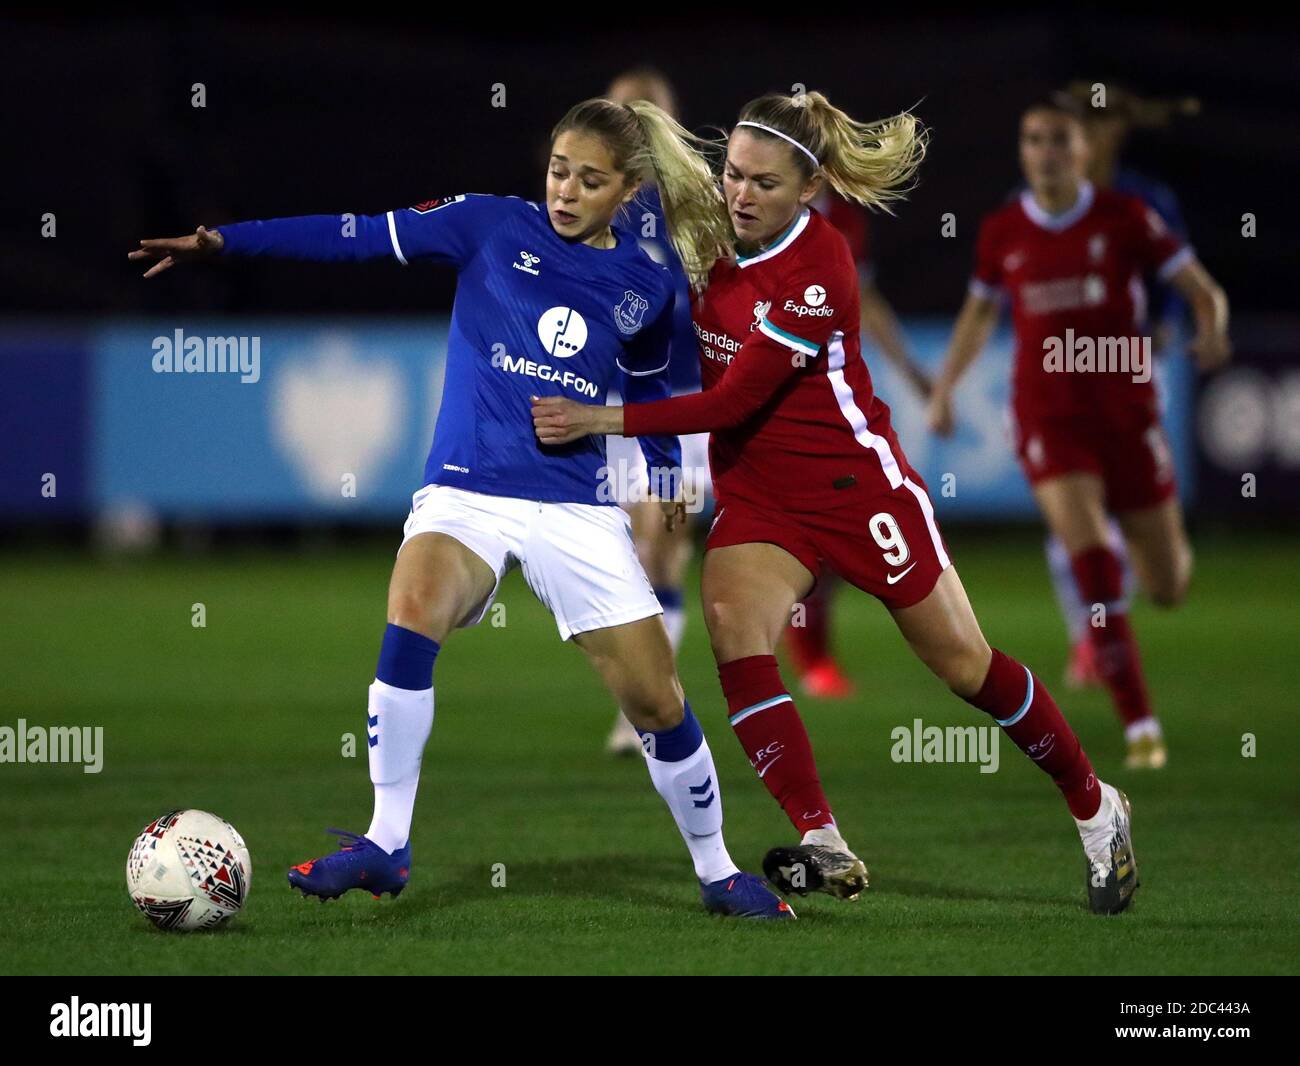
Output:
[
  {"xmin": 971, "ymin": 182, "xmax": 1191, "ymax": 422},
  {"xmin": 623, "ymin": 207, "xmax": 911, "ymax": 505}
]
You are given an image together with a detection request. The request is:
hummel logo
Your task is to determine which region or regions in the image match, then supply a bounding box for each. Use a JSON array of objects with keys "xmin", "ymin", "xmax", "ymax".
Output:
[
  {"xmin": 513, "ymin": 250, "xmax": 541, "ymax": 276},
  {"xmin": 689, "ymin": 775, "xmax": 716, "ymax": 808},
  {"xmin": 886, "ymin": 561, "xmax": 918, "ymax": 585}
]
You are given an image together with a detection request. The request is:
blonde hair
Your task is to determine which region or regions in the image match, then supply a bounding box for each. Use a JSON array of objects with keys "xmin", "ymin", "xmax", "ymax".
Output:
[
  {"xmin": 736, "ymin": 91, "xmax": 927, "ymax": 213},
  {"xmin": 550, "ymin": 98, "xmax": 731, "ymax": 288}
]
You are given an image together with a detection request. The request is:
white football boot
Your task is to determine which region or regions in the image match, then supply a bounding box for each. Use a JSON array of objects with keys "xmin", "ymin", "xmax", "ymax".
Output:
[
  {"xmin": 1076, "ymin": 780, "xmax": 1140, "ymax": 914},
  {"xmin": 763, "ymin": 825, "xmax": 869, "ymax": 901}
]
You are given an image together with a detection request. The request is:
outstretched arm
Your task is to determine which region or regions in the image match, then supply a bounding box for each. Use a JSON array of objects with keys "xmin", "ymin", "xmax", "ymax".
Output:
[
  {"xmin": 532, "ymin": 326, "xmax": 809, "ymax": 444},
  {"xmin": 129, "ymin": 212, "xmax": 399, "ymax": 277},
  {"xmin": 130, "ymin": 195, "xmax": 506, "ymax": 277},
  {"xmin": 535, "ymin": 253, "xmax": 849, "ymax": 444}
]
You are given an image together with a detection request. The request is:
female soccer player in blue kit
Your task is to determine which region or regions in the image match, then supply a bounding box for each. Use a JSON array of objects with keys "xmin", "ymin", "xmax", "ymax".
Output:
[{"xmin": 130, "ymin": 99, "xmax": 792, "ymax": 919}]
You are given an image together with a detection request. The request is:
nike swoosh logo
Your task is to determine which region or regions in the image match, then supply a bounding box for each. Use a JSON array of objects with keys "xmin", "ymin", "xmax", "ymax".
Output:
[
  {"xmin": 886, "ymin": 562, "xmax": 918, "ymax": 585},
  {"xmin": 756, "ymin": 754, "xmax": 784, "ymax": 778}
]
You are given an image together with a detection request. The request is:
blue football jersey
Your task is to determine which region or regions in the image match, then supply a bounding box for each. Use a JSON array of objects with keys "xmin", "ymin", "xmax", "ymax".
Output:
[
  {"xmin": 618, "ymin": 185, "xmax": 701, "ymax": 391},
  {"xmin": 218, "ymin": 194, "xmax": 680, "ymax": 504}
]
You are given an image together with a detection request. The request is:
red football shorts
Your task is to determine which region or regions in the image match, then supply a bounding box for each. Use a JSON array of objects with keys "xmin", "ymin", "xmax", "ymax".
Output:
[
  {"xmin": 706, "ymin": 471, "xmax": 952, "ymax": 610},
  {"xmin": 1014, "ymin": 410, "xmax": 1176, "ymax": 512}
]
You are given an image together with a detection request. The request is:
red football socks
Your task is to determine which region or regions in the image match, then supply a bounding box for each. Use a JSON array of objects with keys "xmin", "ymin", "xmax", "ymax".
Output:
[
  {"xmin": 718, "ymin": 655, "xmax": 835, "ymax": 834},
  {"xmin": 1071, "ymin": 546, "xmax": 1154, "ymax": 727},
  {"xmin": 964, "ymin": 648, "xmax": 1101, "ymax": 820}
]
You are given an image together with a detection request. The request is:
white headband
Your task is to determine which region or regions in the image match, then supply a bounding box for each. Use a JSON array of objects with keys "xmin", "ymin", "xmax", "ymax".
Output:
[{"xmin": 735, "ymin": 120, "xmax": 820, "ymax": 168}]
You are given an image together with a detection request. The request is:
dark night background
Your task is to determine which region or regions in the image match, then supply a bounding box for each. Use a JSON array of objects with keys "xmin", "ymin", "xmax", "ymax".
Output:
[{"xmin": 4, "ymin": 10, "xmax": 1297, "ymax": 319}]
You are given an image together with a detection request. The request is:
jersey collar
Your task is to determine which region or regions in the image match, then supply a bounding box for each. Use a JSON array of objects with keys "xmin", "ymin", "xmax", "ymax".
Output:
[
  {"xmin": 736, "ymin": 207, "xmax": 810, "ymax": 268},
  {"xmin": 1020, "ymin": 180, "xmax": 1095, "ymax": 232}
]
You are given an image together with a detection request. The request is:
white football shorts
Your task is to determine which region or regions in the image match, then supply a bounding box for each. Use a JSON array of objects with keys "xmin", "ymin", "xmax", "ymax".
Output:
[{"xmin": 399, "ymin": 484, "xmax": 662, "ymax": 641}]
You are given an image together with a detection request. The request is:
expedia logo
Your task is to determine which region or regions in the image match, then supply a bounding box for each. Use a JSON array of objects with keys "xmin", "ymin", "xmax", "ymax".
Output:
[{"xmin": 784, "ymin": 299, "xmax": 833, "ymax": 318}]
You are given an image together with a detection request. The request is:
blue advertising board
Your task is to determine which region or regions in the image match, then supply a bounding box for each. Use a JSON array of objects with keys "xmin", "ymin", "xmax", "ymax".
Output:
[
  {"xmin": 92, "ymin": 319, "xmax": 449, "ymax": 520},
  {"xmin": 0, "ymin": 327, "xmax": 90, "ymax": 517},
  {"xmin": 0, "ymin": 316, "xmax": 1196, "ymax": 522}
]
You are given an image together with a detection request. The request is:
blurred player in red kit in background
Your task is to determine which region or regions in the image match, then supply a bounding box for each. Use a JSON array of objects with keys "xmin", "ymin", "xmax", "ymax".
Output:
[
  {"xmin": 1040, "ymin": 82, "xmax": 1202, "ymax": 692},
  {"xmin": 928, "ymin": 96, "xmax": 1230, "ymax": 769}
]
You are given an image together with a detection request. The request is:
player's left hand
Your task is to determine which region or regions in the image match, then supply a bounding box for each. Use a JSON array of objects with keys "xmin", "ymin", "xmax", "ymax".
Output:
[
  {"xmin": 531, "ymin": 395, "xmax": 619, "ymax": 444},
  {"xmin": 1189, "ymin": 331, "xmax": 1232, "ymax": 372}
]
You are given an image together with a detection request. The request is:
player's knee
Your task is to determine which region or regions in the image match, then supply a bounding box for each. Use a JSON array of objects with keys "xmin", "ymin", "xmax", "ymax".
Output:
[
  {"xmin": 1148, "ymin": 547, "xmax": 1192, "ymax": 609},
  {"xmin": 936, "ymin": 641, "xmax": 993, "ymax": 699},
  {"xmin": 1148, "ymin": 573, "xmax": 1189, "ymax": 609},
  {"xmin": 387, "ymin": 584, "xmax": 446, "ymax": 638},
  {"xmin": 701, "ymin": 595, "xmax": 731, "ymax": 640},
  {"xmin": 702, "ymin": 596, "xmax": 765, "ymax": 660},
  {"xmin": 620, "ymin": 685, "xmax": 684, "ymax": 733}
]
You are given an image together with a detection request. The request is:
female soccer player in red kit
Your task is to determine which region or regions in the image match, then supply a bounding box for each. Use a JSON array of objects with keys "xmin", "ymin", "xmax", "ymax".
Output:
[
  {"xmin": 535, "ymin": 91, "xmax": 1139, "ymax": 914},
  {"xmin": 928, "ymin": 98, "xmax": 1230, "ymax": 770}
]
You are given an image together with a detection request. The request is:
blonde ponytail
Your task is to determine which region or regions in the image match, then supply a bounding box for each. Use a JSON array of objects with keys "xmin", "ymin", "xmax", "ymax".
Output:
[
  {"xmin": 737, "ymin": 91, "xmax": 927, "ymax": 213},
  {"xmin": 551, "ymin": 97, "xmax": 730, "ymax": 289},
  {"xmin": 623, "ymin": 100, "xmax": 731, "ymax": 289}
]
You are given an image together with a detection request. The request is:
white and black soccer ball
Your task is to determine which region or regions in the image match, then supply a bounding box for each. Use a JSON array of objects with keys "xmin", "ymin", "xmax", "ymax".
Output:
[{"xmin": 126, "ymin": 809, "xmax": 252, "ymax": 931}]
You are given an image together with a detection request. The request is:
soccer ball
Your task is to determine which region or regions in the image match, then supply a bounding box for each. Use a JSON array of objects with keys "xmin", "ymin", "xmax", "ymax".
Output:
[{"xmin": 126, "ymin": 809, "xmax": 252, "ymax": 931}]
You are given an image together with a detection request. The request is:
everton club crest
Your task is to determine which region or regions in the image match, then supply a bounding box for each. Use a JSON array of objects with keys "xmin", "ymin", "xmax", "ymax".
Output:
[{"xmin": 613, "ymin": 290, "xmax": 650, "ymax": 335}]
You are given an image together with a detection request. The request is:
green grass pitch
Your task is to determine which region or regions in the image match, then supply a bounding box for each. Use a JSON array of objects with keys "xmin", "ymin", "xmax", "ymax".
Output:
[{"xmin": 2, "ymin": 530, "xmax": 1297, "ymax": 975}]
